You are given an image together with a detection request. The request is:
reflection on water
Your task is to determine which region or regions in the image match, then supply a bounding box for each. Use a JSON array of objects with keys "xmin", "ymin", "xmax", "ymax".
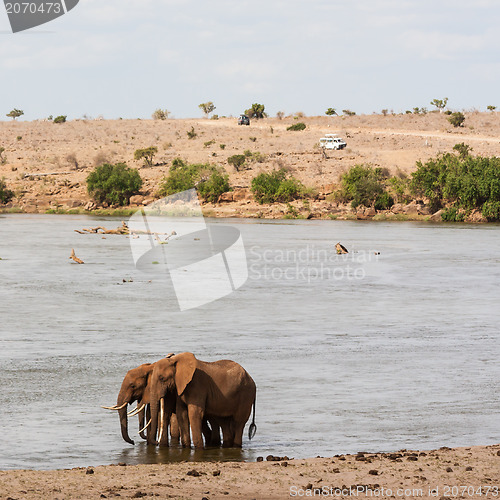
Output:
[
  {"xmin": 0, "ymin": 214, "xmax": 499, "ymax": 470},
  {"xmin": 120, "ymin": 444, "xmax": 246, "ymax": 465}
]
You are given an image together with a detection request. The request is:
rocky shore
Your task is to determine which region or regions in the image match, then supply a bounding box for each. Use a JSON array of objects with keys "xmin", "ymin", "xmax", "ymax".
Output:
[{"xmin": 1, "ymin": 445, "xmax": 499, "ymax": 499}]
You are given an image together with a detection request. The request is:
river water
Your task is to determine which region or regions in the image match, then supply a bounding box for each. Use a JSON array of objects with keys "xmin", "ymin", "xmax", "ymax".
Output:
[{"xmin": 0, "ymin": 214, "xmax": 499, "ymax": 470}]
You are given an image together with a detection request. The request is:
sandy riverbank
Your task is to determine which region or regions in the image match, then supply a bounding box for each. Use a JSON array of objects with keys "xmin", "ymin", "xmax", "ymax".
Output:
[
  {"xmin": 1, "ymin": 445, "xmax": 499, "ymax": 499},
  {"xmin": 1, "ymin": 113, "xmax": 500, "ymax": 221}
]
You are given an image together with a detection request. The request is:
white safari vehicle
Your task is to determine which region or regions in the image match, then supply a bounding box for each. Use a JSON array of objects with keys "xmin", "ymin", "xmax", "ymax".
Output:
[{"xmin": 319, "ymin": 134, "xmax": 347, "ymax": 150}]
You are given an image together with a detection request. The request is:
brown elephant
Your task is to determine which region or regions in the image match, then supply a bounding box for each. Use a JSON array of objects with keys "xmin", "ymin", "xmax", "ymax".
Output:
[
  {"xmin": 147, "ymin": 352, "xmax": 257, "ymax": 449},
  {"xmin": 102, "ymin": 360, "xmax": 179, "ymax": 445}
]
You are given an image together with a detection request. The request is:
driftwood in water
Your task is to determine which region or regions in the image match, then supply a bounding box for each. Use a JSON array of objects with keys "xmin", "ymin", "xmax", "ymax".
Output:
[
  {"xmin": 70, "ymin": 249, "xmax": 84, "ymax": 264},
  {"xmin": 75, "ymin": 221, "xmax": 130, "ymax": 235},
  {"xmin": 75, "ymin": 222, "xmax": 177, "ymax": 242},
  {"xmin": 335, "ymin": 242, "xmax": 348, "ymax": 254}
]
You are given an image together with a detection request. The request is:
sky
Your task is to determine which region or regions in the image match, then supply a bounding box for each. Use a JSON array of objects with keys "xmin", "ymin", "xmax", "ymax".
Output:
[{"xmin": 1, "ymin": 0, "xmax": 499, "ymax": 120}]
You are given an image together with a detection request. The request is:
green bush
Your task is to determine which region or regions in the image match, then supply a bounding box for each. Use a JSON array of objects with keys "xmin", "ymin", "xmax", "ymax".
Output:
[
  {"xmin": 0, "ymin": 178, "xmax": 14, "ymax": 204},
  {"xmin": 335, "ymin": 165, "xmax": 390, "ymax": 209},
  {"xmin": 441, "ymin": 207, "xmax": 466, "ymax": 222},
  {"xmin": 286, "ymin": 122, "xmax": 306, "ymax": 131},
  {"xmin": 86, "ymin": 163, "xmax": 142, "ymax": 206},
  {"xmin": 53, "ymin": 115, "xmax": 67, "ymax": 124},
  {"xmin": 410, "ymin": 147, "xmax": 500, "ymax": 220},
  {"xmin": 158, "ymin": 158, "xmax": 230, "ymax": 203},
  {"xmin": 448, "ymin": 112, "xmax": 465, "ymax": 128},
  {"xmin": 251, "ymin": 168, "xmax": 305, "ymax": 204},
  {"xmin": 134, "ymin": 147, "xmax": 158, "ymax": 167}
]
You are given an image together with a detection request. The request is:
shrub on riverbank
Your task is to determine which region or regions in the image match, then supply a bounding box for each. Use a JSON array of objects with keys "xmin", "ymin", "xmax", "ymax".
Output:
[
  {"xmin": 251, "ymin": 168, "xmax": 306, "ymax": 204},
  {"xmin": 334, "ymin": 164, "xmax": 394, "ymax": 209},
  {"xmin": 86, "ymin": 163, "xmax": 142, "ymax": 206},
  {"xmin": 410, "ymin": 146, "xmax": 500, "ymax": 220},
  {"xmin": 158, "ymin": 158, "xmax": 230, "ymax": 203},
  {"xmin": 0, "ymin": 178, "xmax": 14, "ymax": 204}
]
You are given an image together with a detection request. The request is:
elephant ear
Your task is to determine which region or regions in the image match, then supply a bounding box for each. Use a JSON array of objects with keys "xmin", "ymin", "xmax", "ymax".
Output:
[{"xmin": 174, "ymin": 352, "xmax": 197, "ymax": 396}]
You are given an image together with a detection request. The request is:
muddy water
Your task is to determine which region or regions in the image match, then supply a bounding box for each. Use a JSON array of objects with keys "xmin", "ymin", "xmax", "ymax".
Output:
[{"xmin": 0, "ymin": 214, "xmax": 499, "ymax": 470}]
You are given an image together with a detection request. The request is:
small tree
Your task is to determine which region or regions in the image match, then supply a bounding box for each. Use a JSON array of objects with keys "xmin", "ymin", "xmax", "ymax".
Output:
[
  {"xmin": 276, "ymin": 111, "xmax": 285, "ymax": 120},
  {"xmin": 53, "ymin": 115, "xmax": 67, "ymax": 124},
  {"xmin": 325, "ymin": 108, "xmax": 337, "ymax": 116},
  {"xmin": 430, "ymin": 97, "xmax": 448, "ymax": 112},
  {"xmin": 87, "ymin": 163, "xmax": 142, "ymax": 206},
  {"xmin": 245, "ymin": 103, "xmax": 266, "ymax": 119},
  {"xmin": 6, "ymin": 109, "xmax": 23, "ymax": 120},
  {"xmin": 448, "ymin": 112, "xmax": 465, "ymax": 128},
  {"xmin": 453, "ymin": 142, "xmax": 473, "ymax": 160},
  {"xmin": 342, "ymin": 109, "xmax": 356, "ymax": 116},
  {"xmin": 187, "ymin": 127, "xmax": 197, "ymax": 139},
  {"xmin": 227, "ymin": 154, "xmax": 247, "ymax": 171},
  {"xmin": 134, "ymin": 147, "xmax": 158, "ymax": 167},
  {"xmin": 198, "ymin": 102, "xmax": 216, "ymax": 118},
  {"xmin": 152, "ymin": 109, "xmax": 170, "ymax": 120},
  {"xmin": 487, "ymin": 105, "xmax": 496, "ymax": 112}
]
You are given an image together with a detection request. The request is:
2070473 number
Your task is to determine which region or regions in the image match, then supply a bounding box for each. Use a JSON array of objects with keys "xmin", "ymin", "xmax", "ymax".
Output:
[
  {"xmin": 442, "ymin": 485, "xmax": 499, "ymax": 497},
  {"xmin": 5, "ymin": 2, "xmax": 62, "ymax": 14}
]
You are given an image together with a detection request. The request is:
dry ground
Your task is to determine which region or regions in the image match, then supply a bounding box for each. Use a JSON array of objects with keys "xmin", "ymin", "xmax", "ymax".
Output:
[
  {"xmin": 1, "ymin": 112, "xmax": 500, "ymax": 217},
  {"xmin": 1, "ymin": 445, "xmax": 499, "ymax": 499}
]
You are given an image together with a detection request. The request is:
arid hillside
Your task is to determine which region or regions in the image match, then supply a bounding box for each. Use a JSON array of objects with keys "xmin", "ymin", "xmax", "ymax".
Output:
[{"xmin": 1, "ymin": 112, "xmax": 500, "ymax": 217}]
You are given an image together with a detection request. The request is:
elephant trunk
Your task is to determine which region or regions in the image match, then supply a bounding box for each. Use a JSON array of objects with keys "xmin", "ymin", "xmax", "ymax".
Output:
[{"xmin": 117, "ymin": 391, "xmax": 134, "ymax": 445}]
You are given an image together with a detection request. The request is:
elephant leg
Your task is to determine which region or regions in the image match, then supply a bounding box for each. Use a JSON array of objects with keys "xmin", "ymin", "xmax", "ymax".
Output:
[
  {"xmin": 158, "ymin": 401, "xmax": 170, "ymax": 447},
  {"xmin": 232, "ymin": 420, "xmax": 245, "ymax": 448},
  {"xmin": 170, "ymin": 413, "xmax": 180, "ymax": 444},
  {"xmin": 176, "ymin": 399, "xmax": 191, "ymax": 448},
  {"xmin": 187, "ymin": 404, "xmax": 205, "ymax": 449},
  {"xmin": 220, "ymin": 419, "xmax": 234, "ymax": 448}
]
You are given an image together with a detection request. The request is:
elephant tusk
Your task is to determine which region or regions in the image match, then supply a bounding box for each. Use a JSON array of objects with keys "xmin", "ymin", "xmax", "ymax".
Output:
[
  {"xmin": 101, "ymin": 402, "xmax": 128, "ymax": 411},
  {"xmin": 138, "ymin": 419, "xmax": 151, "ymax": 434},
  {"xmin": 158, "ymin": 398, "xmax": 164, "ymax": 443},
  {"xmin": 128, "ymin": 403, "xmax": 146, "ymax": 417}
]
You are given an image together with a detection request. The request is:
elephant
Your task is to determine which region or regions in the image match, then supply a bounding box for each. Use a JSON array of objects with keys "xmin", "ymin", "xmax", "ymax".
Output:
[
  {"xmin": 102, "ymin": 357, "xmax": 217, "ymax": 447},
  {"xmin": 147, "ymin": 352, "xmax": 257, "ymax": 449},
  {"xmin": 101, "ymin": 360, "xmax": 179, "ymax": 445}
]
